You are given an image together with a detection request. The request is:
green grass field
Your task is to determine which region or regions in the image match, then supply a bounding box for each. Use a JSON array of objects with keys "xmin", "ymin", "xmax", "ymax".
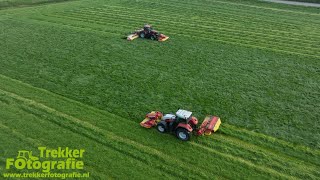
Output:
[{"xmin": 1, "ymin": 0, "xmax": 319, "ymax": 179}]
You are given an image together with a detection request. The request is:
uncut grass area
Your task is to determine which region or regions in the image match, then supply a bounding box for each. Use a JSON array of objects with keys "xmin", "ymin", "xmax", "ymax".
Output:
[{"xmin": 0, "ymin": 0, "xmax": 319, "ymax": 179}]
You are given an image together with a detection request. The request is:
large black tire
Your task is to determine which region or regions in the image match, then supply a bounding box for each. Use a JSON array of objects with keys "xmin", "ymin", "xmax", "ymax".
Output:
[
  {"xmin": 151, "ymin": 35, "xmax": 157, "ymax": 41},
  {"xmin": 157, "ymin": 123, "xmax": 166, "ymax": 133},
  {"xmin": 140, "ymin": 32, "xmax": 145, "ymax": 38},
  {"xmin": 176, "ymin": 128, "xmax": 191, "ymax": 141}
]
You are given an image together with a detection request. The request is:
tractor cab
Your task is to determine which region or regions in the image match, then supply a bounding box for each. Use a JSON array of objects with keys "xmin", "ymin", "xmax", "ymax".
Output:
[
  {"xmin": 175, "ymin": 109, "xmax": 192, "ymax": 122},
  {"xmin": 143, "ymin": 24, "xmax": 152, "ymax": 33}
]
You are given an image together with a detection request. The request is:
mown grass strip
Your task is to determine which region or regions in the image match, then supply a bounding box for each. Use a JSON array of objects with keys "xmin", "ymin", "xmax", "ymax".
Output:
[
  {"xmin": 85, "ymin": 6, "xmax": 320, "ymax": 43},
  {"xmin": 190, "ymin": 142, "xmax": 297, "ymax": 179},
  {"xmin": 131, "ymin": 1, "xmax": 320, "ymax": 30},
  {"xmin": 46, "ymin": 12, "xmax": 320, "ymax": 58},
  {"xmin": 72, "ymin": 7, "xmax": 320, "ymax": 46},
  {"xmin": 150, "ymin": 0, "xmax": 320, "ymax": 23}
]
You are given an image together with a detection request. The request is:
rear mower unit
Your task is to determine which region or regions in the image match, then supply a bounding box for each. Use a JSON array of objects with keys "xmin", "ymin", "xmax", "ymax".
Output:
[
  {"xmin": 140, "ymin": 109, "xmax": 221, "ymax": 141},
  {"xmin": 127, "ymin": 24, "xmax": 169, "ymax": 42}
]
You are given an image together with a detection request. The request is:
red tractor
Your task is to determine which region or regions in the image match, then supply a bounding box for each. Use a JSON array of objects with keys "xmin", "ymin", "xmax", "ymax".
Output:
[
  {"xmin": 127, "ymin": 24, "xmax": 169, "ymax": 42},
  {"xmin": 140, "ymin": 109, "xmax": 221, "ymax": 141}
]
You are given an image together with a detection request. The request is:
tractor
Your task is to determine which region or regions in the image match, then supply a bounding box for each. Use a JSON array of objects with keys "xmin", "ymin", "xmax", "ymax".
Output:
[
  {"xmin": 127, "ymin": 24, "xmax": 169, "ymax": 42},
  {"xmin": 140, "ymin": 109, "xmax": 221, "ymax": 141}
]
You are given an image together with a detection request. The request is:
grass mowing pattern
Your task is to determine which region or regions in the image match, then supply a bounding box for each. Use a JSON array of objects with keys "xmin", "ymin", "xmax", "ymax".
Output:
[
  {"xmin": 0, "ymin": 0, "xmax": 319, "ymax": 178},
  {"xmin": 0, "ymin": 74, "xmax": 319, "ymax": 179}
]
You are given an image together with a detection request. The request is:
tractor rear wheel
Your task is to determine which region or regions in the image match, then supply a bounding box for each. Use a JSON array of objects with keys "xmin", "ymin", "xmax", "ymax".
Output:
[
  {"xmin": 157, "ymin": 123, "xmax": 166, "ymax": 133},
  {"xmin": 176, "ymin": 128, "xmax": 191, "ymax": 141},
  {"xmin": 140, "ymin": 32, "xmax": 145, "ymax": 38}
]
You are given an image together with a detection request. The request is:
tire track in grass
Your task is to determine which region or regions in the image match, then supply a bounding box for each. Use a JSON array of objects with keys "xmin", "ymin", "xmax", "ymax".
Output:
[
  {"xmin": 210, "ymin": 135, "xmax": 319, "ymax": 179},
  {"xmin": 48, "ymin": 12, "xmax": 320, "ymax": 57},
  {"xmin": 0, "ymin": 122, "xmax": 43, "ymax": 147},
  {"xmin": 221, "ymin": 124, "xmax": 320, "ymax": 166},
  {"xmin": 214, "ymin": 135, "xmax": 320, "ymax": 176},
  {"xmin": 71, "ymin": 7, "xmax": 320, "ymax": 47},
  {"xmin": 190, "ymin": 142, "xmax": 296, "ymax": 180},
  {"xmin": 0, "ymin": 88, "xmax": 213, "ymax": 180}
]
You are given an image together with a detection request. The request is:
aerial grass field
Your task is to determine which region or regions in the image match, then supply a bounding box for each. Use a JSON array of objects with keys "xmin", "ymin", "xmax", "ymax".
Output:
[{"xmin": 0, "ymin": 0, "xmax": 319, "ymax": 179}]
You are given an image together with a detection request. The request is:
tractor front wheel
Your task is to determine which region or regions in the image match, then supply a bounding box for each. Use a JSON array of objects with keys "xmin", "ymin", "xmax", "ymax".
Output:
[
  {"xmin": 176, "ymin": 128, "xmax": 191, "ymax": 141},
  {"xmin": 157, "ymin": 123, "xmax": 166, "ymax": 133},
  {"xmin": 151, "ymin": 35, "xmax": 157, "ymax": 41}
]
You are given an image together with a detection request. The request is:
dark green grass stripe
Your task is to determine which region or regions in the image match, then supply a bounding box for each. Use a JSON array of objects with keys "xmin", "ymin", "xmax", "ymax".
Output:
[
  {"xmin": 45, "ymin": 13, "xmax": 320, "ymax": 58},
  {"xmin": 61, "ymin": 9, "xmax": 320, "ymax": 50}
]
